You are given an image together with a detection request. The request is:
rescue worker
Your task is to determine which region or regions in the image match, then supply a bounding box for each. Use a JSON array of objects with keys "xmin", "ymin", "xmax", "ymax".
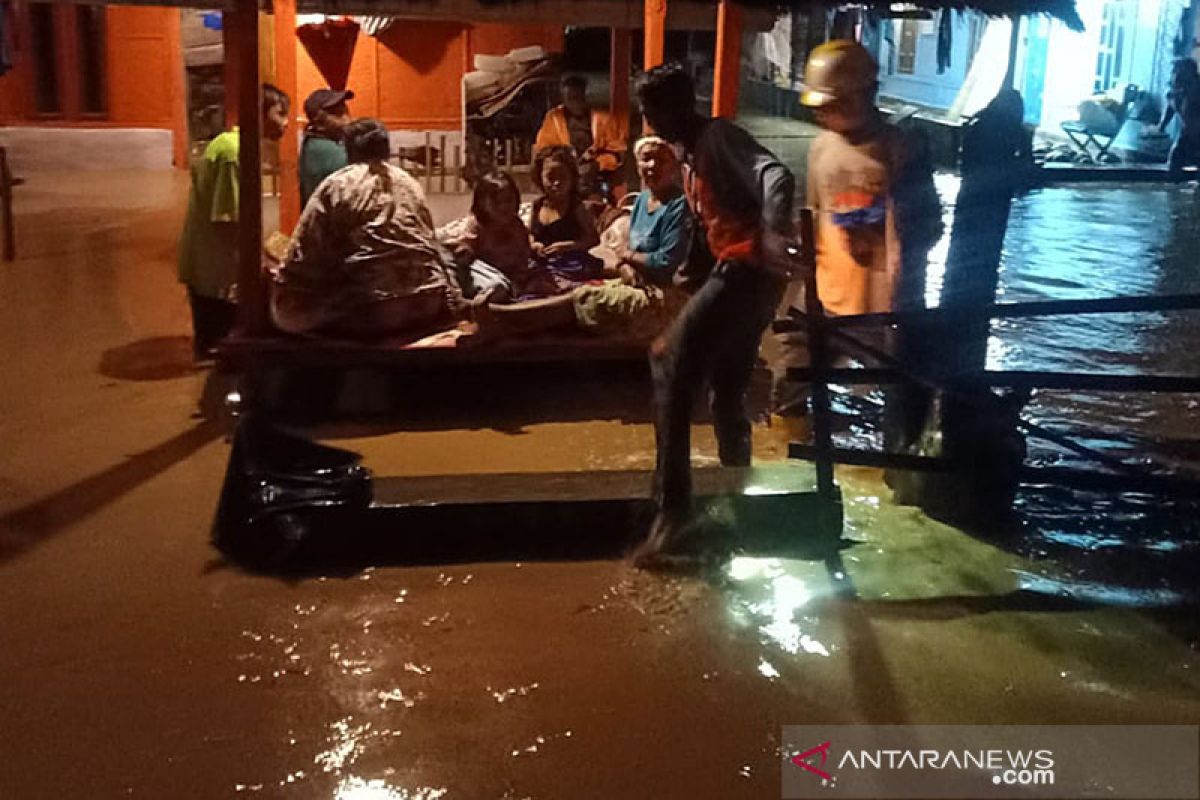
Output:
[
  {"xmin": 629, "ymin": 64, "xmax": 797, "ymax": 568},
  {"xmin": 773, "ymin": 40, "xmax": 942, "ymax": 450}
]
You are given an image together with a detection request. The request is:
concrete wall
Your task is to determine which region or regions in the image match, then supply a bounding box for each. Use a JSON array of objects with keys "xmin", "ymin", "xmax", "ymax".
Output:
[
  {"xmin": 0, "ymin": 6, "xmax": 187, "ymax": 168},
  {"xmin": 0, "ymin": 127, "xmax": 174, "ymax": 173}
]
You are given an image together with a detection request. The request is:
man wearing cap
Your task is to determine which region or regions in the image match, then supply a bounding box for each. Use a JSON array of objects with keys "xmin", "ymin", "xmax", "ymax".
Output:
[{"xmin": 300, "ymin": 88, "xmax": 354, "ymax": 207}]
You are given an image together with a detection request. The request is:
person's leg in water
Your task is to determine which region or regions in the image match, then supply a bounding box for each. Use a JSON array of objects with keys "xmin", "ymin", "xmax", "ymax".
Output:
[
  {"xmin": 1168, "ymin": 127, "xmax": 1200, "ymax": 175},
  {"xmin": 634, "ymin": 265, "xmax": 770, "ymax": 566},
  {"xmin": 187, "ymin": 288, "xmax": 237, "ymax": 361},
  {"xmin": 711, "ymin": 269, "xmax": 781, "ymax": 466}
]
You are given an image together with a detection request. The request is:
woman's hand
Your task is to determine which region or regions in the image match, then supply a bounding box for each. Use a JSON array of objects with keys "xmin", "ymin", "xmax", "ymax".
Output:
[
  {"xmin": 542, "ymin": 241, "xmax": 574, "ymax": 257},
  {"xmin": 530, "ymin": 241, "xmax": 546, "ymax": 258},
  {"xmin": 618, "ymin": 263, "xmax": 642, "ymax": 286}
]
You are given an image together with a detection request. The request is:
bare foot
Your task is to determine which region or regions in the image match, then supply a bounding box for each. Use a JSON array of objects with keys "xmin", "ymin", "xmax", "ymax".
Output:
[{"xmin": 629, "ymin": 511, "xmax": 696, "ymax": 570}]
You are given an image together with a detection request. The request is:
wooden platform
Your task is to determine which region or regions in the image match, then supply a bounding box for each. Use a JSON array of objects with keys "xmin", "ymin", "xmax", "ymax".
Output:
[
  {"xmin": 372, "ymin": 463, "xmax": 819, "ymax": 506},
  {"xmin": 219, "ymin": 327, "xmax": 652, "ymax": 369},
  {"xmin": 349, "ymin": 463, "xmax": 844, "ymax": 564}
]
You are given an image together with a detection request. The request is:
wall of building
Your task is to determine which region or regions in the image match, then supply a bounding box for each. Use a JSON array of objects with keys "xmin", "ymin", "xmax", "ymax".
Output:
[
  {"xmin": 295, "ymin": 20, "xmax": 564, "ymax": 132},
  {"xmin": 880, "ymin": 0, "xmax": 1188, "ymax": 138},
  {"xmin": 878, "ymin": 12, "xmax": 984, "ymax": 111},
  {"xmin": 0, "ymin": 5, "xmax": 187, "ymax": 169}
]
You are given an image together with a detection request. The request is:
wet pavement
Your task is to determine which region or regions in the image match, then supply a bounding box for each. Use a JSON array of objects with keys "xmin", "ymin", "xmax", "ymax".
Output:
[{"xmin": 2, "ymin": 171, "xmax": 1199, "ymax": 799}]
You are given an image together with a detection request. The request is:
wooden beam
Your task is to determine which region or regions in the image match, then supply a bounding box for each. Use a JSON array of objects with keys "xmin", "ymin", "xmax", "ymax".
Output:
[
  {"xmin": 644, "ymin": 0, "xmax": 665, "ymax": 70},
  {"xmin": 273, "ymin": 0, "xmax": 301, "ymax": 233},
  {"xmin": 712, "ymin": 0, "xmax": 743, "ymax": 118},
  {"xmin": 232, "ymin": 0, "xmax": 266, "ymax": 335},
  {"xmin": 222, "ymin": 11, "xmax": 240, "ymax": 128},
  {"xmin": 610, "ymin": 27, "xmax": 631, "ymax": 119}
]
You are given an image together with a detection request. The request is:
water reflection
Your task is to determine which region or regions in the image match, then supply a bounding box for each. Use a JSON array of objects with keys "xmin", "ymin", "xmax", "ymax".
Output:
[
  {"xmin": 333, "ymin": 777, "xmax": 447, "ymax": 800},
  {"xmin": 846, "ymin": 182, "xmax": 1200, "ymax": 599},
  {"xmin": 726, "ymin": 558, "xmax": 833, "ymax": 657}
]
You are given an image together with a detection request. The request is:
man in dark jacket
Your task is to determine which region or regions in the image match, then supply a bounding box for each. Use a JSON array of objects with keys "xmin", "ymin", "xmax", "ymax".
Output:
[{"xmin": 631, "ymin": 64, "xmax": 797, "ymax": 567}]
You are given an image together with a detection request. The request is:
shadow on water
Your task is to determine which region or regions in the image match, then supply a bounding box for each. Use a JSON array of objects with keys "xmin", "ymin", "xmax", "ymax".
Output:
[
  {"xmin": 99, "ymin": 336, "xmax": 197, "ymax": 381},
  {"xmin": 0, "ymin": 421, "xmax": 224, "ymax": 564}
]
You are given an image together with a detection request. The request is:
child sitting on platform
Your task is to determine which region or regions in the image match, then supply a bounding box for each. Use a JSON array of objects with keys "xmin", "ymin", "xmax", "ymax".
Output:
[{"xmin": 441, "ymin": 171, "xmax": 531, "ymax": 302}]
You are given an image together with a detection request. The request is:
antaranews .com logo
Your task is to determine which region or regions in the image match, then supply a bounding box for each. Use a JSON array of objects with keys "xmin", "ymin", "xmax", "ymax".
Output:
[
  {"xmin": 781, "ymin": 725, "xmax": 1198, "ymax": 799},
  {"xmin": 791, "ymin": 740, "xmax": 1056, "ymax": 788}
]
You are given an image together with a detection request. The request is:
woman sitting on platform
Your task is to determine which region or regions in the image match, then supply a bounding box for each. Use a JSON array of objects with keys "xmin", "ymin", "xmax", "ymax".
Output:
[
  {"xmin": 525, "ymin": 145, "xmax": 604, "ymax": 295},
  {"xmin": 473, "ymin": 136, "xmax": 693, "ymax": 341},
  {"xmin": 271, "ymin": 118, "xmax": 462, "ymax": 338}
]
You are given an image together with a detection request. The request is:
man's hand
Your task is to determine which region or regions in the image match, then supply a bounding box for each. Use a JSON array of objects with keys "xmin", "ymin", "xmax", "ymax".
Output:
[
  {"xmin": 618, "ymin": 263, "xmax": 642, "ymax": 286},
  {"xmin": 530, "ymin": 241, "xmax": 546, "ymax": 258},
  {"xmin": 542, "ymin": 242, "xmax": 573, "ymax": 257},
  {"xmin": 760, "ymin": 229, "xmax": 801, "ymax": 277}
]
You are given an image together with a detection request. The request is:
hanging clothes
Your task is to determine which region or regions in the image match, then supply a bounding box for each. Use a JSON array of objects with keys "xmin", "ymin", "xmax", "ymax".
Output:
[
  {"xmin": 860, "ymin": 9, "xmax": 883, "ymax": 62},
  {"xmin": 937, "ymin": 10, "xmax": 953, "ymax": 74}
]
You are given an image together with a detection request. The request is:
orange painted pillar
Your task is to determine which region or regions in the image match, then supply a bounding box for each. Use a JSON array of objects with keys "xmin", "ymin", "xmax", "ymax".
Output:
[
  {"xmin": 273, "ymin": 0, "xmax": 300, "ymax": 233},
  {"xmin": 231, "ymin": 0, "xmax": 266, "ymax": 335},
  {"xmin": 712, "ymin": 0, "xmax": 744, "ymax": 119},
  {"xmin": 167, "ymin": 11, "xmax": 189, "ymax": 169},
  {"xmin": 644, "ymin": 0, "xmax": 666, "ymax": 70}
]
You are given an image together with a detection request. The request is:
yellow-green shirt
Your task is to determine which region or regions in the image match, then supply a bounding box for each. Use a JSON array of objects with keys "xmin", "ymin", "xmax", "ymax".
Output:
[{"xmin": 178, "ymin": 130, "xmax": 239, "ymax": 299}]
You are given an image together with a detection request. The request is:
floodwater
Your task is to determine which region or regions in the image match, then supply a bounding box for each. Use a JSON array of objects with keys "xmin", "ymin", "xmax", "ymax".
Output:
[{"xmin": 1, "ymin": 171, "xmax": 1199, "ymax": 799}]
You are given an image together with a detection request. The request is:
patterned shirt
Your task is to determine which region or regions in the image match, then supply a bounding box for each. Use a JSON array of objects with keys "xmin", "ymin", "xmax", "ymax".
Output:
[{"xmin": 273, "ymin": 162, "xmax": 454, "ymax": 333}]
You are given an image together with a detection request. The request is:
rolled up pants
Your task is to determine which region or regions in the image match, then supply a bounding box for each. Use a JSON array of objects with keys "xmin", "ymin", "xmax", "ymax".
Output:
[{"xmin": 651, "ymin": 261, "xmax": 783, "ymax": 516}]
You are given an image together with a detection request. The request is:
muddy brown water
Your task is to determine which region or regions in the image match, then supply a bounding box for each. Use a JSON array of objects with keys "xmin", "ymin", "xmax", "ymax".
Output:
[{"xmin": 1, "ymin": 172, "xmax": 1198, "ymax": 799}]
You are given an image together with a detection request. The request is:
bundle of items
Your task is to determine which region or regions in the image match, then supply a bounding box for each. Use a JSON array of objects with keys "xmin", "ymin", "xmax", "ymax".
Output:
[{"xmin": 464, "ymin": 46, "xmax": 559, "ymax": 120}]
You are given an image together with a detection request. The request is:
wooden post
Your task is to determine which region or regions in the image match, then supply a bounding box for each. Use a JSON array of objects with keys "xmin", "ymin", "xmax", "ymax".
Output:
[
  {"xmin": 222, "ymin": 12, "xmax": 241, "ymax": 128},
  {"xmin": 610, "ymin": 27, "xmax": 631, "ymax": 118},
  {"xmin": 232, "ymin": 0, "xmax": 266, "ymax": 335},
  {"xmin": 1, "ymin": 147, "xmax": 15, "ymax": 262},
  {"xmin": 273, "ymin": 0, "xmax": 301, "ymax": 233},
  {"xmin": 424, "ymin": 132, "xmax": 433, "ymax": 193},
  {"xmin": 713, "ymin": 0, "xmax": 744, "ymax": 118},
  {"xmin": 644, "ymin": 0, "xmax": 666, "ymax": 70},
  {"xmin": 800, "ymin": 209, "xmax": 835, "ymax": 499},
  {"xmin": 440, "ymin": 134, "xmax": 448, "ymax": 193}
]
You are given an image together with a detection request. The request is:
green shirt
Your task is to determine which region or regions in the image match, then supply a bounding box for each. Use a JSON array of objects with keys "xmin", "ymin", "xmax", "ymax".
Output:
[
  {"xmin": 178, "ymin": 130, "xmax": 239, "ymax": 299},
  {"xmin": 300, "ymin": 134, "xmax": 348, "ymax": 208}
]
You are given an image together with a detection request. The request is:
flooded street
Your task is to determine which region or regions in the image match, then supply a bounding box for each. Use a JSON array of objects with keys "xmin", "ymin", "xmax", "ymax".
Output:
[{"xmin": 1, "ymin": 171, "xmax": 1199, "ymax": 799}]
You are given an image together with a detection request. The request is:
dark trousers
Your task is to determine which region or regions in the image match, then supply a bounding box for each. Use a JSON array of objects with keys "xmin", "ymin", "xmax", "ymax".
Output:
[
  {"xmin": 651, "ymin": 262, "xmax": 782, "ymax": 516},
  {"xmin": 1169, "ymin": 130, "xmax": 1200, "ymax": 173},
  {"xmin": 187, "ymin": 288, "xmax": 237, "ymax": 359}
]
